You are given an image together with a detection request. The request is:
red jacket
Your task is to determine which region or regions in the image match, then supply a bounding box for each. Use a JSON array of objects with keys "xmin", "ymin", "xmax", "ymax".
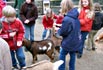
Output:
[
  {"xmin": 54, "ymin": 15, "xmax": 64, "ymax": 32},
  {"xmin": 42, "ymin": 14, "xmax": 58, "ymax": 29},
  {"xmin": 1, "ymin": 18, "xmax": 25, "ymax": 50},
  {"xmin": 56, "ymin": 15, "xmax": 64, "ymax": 24},
  {"xmin": 78, "ymin": 8, "xmax": 94, "ymax": 32},
  {"xmin": 0, "ymin": 0, "xmax": 6, "ymax": 18}
]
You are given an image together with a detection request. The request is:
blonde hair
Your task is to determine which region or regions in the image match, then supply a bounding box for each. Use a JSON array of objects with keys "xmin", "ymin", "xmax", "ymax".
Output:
[
  {"xmin": 60, "ymin": 0, "xmax": 74, "ymax": 14},
  {"xmin": 79, "ymin": 0, "xmax": 94, "ymax": 11},
  {"xmin": 79, "ymin": 0, "xmax": 94, "ymax": 19},
  {"xmin": 45, "ymin": 8, "xmax": 54, "ymax": 20},
  {"xmin": 45, "ymin": 8, "xmax": 52, "ymax": 15},
  {"xmin": 2, "ymin": 5, "xmax": 16, "ymax": 17},
  {"xmin": 94, "ymin": 3, "xmax": 102, "ymax": 11}
]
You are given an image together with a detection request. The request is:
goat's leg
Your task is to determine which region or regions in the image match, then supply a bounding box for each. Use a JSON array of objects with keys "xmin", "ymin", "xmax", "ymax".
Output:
[
  {"xmin": 32, "ymin": 55, "xmax": 37, "ymax": 63},
  {"xmin": 46, "ymin": 51, "xmax": 54, "ymax": 62},
  {"xmin": 55, "ymin": 46, "xmax": 60, "ymax": 53}
]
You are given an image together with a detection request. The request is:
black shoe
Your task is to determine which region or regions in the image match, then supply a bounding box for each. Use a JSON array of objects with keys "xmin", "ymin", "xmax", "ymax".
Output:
[
  {"xmin": 77, "ymin": 53, "xmax": 82, "ymax": 59},
  {"xmin": 92, "ymin": 47, "xmax": 96, "ymax": 51},
  {"xmin": 12, "ymin": 66, "xmax": 19, "ymax": 70}
]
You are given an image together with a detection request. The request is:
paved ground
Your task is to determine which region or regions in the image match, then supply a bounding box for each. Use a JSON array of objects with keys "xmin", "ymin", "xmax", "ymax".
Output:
[{"xmin": 24, "ymin": 16, "xmax": 103, "ymax": 70}]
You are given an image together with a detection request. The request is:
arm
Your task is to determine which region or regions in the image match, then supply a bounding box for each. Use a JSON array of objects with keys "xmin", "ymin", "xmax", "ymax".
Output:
[
  {"xmin": 17, "ymin": 20, "xmax": 25, "ymax": 41},
  {"xmin": 79, "ymin": 11, "xmax": 94, "ymax": 26},
  {"xmin": 53, "ymin": 14, "xmax": 58, "ymax": 19},
  {"xmin": 29, "ymin": 5, "xmax": 38, "ymax": 22},
  {"xmin": 42, "ymin": 16, "xmax": 47, "ymax": 29},
  {"xmin": 58, "ymin": 18, "xmax": 72, "ymax": 37},
  {"xmin": 101, "ymin": 13, "xmax": 103, "ymax": 27},
  {"xmin": 79, "ymin": 17, "xmax": 93, "ymax": 25},
  {"xmin": 95, "ymin": 32, "xmax": 103, "ymax": 42},
  {"xmin": 20, "ymin": 4, "xmax": 26, "ymax": 23}
]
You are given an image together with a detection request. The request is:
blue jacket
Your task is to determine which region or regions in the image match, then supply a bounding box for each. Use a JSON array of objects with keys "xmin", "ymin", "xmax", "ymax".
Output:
[{"xmin": 58, "ymin": 8, "xmax": 82, "ymax": 52}]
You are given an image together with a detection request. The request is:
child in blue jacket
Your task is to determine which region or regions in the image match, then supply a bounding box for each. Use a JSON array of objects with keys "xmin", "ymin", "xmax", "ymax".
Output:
[{"xmin": 58, "ymin": 0, "xmax": 82, "ymax": 70}]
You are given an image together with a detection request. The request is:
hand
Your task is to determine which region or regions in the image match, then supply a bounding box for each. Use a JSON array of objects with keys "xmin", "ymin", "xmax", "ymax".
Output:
[
  {"xmin": 17, "ymin": 41, "xmax": 22, "ymax": 46},
  {"xmin": 9, "ymin": 32, "xmax": 16, "ymax": 37},
  {"xmin": 47, "ymin": 27, "xmax": 52, "ymax": 30},
  {"xmin": 86, "ymin": 11, "xmax": 94, "ymax": 19},
  {"xmin": 24, "ymin": 19, "xmax": 30, "ymax": 24},
  {"xmin": 95, "ymin": 37, "xmax": 100, "ymax": 42}
]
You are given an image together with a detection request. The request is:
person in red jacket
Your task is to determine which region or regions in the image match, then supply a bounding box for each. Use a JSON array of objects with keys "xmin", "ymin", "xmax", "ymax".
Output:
[
  {"xmin": 54, "ymin": 9, "xmax": 64, "ymax": 35},
  {"xmin": 77, "ymin": 0, "xmax": 94, "ymax": 58},
  {"xmin": 42, "ymin": 8, "xmax": 58, "ymax": 39},
  {"xmin": 1, "ymin": 5, "xmax": 26, "ymax": 70},
  {"xmin": 0, "ymin": 0, "xmax": 6, "ymax": 18}
]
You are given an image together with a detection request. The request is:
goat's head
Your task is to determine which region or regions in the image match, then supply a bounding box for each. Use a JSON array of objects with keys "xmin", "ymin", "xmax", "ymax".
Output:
[{"xmin": 22, "ymin": 38, "xmax": 31, "ymax": 50}]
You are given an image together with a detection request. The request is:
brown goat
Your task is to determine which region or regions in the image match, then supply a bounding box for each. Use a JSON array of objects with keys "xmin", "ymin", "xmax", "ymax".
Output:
[
  {"xmin": 22, "ymin": 38, "xmax": 55, "ymax": 63},
  {"xmin": 50, "ymin": 27, "xmax": 62, "ymax": 52}
]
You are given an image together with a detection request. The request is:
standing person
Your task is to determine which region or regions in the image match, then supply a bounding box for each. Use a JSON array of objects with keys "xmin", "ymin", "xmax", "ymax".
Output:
[
  {"xmin": 14, "ymin": 0, "xmax": 25, "ymax": 18},
  {"xmin": 14, "ymin": 0, "xmax": 25, "ymax": 10},
  {"xmin": 20, "ymin": 0, "xmax": 38, "ymax": 42},
  {"xmin": 53, "ymin": 9, "xmax": 64, "ymax": 36},
  {"xmin": 77, "ymin": 0, "xmax": 94, "ymax": 58},
  {"xmin": 0, "ymin": 23, "xmax": 12, "ymax": 70},
  {"xmin": 42, "ymin": 8, "xmax": 58, "ymax": 39},
  {"xmin": 0, "ymin": 0, "xmax": 6, "ymax": 18},
  {"xmin": 87, "ymin": 3, "xmax": 103, "ymax": 51},
  {"xmin": 58, "ymin": 0, "xmax": 82, "ymax": 70},
  {"xmin": 1, "ymin": 5, "xmax": 26, "ymax": 70}
]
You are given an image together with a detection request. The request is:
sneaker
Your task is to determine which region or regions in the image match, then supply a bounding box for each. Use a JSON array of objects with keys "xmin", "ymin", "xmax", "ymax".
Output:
[{"xmin": 20, "ymin": 67, "xmax": 26, "ymax": 70}]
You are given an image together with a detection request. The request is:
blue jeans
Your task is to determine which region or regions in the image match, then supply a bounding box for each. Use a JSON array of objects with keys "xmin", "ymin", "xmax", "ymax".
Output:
[
  {"xmin": 59, "ymin": 48, "xmax": 76, "ymax": 70},
  {"xmin": 79, "ymin": 31, "xmax": 89, "ymax": 54},
  {"xmin": 10, "ymin": 47, "xmax": 26, "ymax": 68},
  {"xmin": 42, "ymin": 29, "xmax": 51, "ymax": 39},
  {"xmin": 24, "ymin": 24, "xmax": 35, "ymax": 41}
]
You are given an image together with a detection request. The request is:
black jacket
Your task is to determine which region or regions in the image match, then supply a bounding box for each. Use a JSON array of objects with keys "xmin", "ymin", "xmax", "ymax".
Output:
[
  {"xmin": 92, "ymin": 11, "xmax": 103, "ymax": 30},
  {"xmin": 20, "ymin": 2, "xmax": 38, "ymax": 26}
]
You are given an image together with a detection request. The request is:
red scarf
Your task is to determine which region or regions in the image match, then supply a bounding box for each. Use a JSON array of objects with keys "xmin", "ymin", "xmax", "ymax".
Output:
[{"xmin": 79, "ymin": 6, "xmax": 90, "ymax": 19}]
